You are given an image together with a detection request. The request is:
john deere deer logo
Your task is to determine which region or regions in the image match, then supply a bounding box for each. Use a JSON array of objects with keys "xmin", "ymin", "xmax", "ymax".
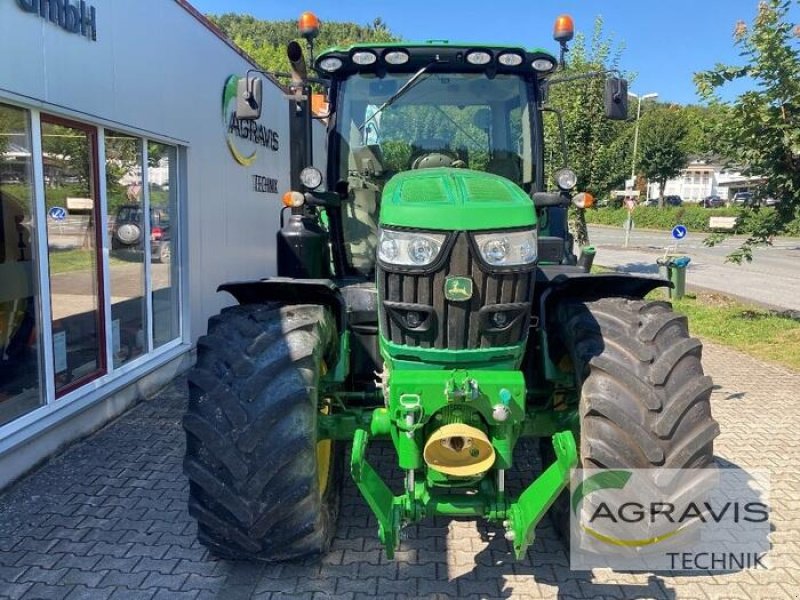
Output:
[{"xmin": 445, "ymin": 277, "xmax": 473, "ymax": 301}]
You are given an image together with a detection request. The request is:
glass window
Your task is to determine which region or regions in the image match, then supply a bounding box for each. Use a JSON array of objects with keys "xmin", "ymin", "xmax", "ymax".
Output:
[
  {"xmin": 334, "ymin": 72, "xmax": 533, "ymax": 274},
  {"xmin": 106, "ymin": 131, "xmax": 146, "ymax": 367},
  {"xmin": 0, "ymin": 103, "xmax": 43, "ymax": 425},
  {"xmin": 41, "ymin": 117, "xmax": 105, "ymax": 395},
  {"xmin": 148, "ymin": 143, "xmax": 179, "ymax": 348}
]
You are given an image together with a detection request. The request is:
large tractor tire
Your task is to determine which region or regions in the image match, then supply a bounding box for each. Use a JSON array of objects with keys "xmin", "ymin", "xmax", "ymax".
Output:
[
  {"xmin": 183, "ymin": 303, "xmax": 342, "ymax": 561},
  {"xmin": 543, "ymin": 297, "xmax": 720, "ymax": 537}
]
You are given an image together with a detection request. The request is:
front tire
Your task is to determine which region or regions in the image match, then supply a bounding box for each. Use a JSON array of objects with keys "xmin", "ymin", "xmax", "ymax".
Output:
[
  {"xmin": 544, "ymin": 297, "xmax": 720, "ymax": 537},
  {"xmin": 183, "ymin": 303, "xmax": 342, "ymax": 561}
]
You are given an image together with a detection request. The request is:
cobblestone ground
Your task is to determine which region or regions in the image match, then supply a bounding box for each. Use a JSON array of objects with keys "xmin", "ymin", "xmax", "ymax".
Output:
[{"xmin": 0, "ymin": 340, "xmax": 798, "ymax": 599}]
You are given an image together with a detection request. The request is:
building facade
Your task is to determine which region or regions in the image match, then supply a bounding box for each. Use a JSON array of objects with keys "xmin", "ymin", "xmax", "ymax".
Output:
[{"xmin": 0, "ymin": 0, "xmax": 293, "ymax": 488}]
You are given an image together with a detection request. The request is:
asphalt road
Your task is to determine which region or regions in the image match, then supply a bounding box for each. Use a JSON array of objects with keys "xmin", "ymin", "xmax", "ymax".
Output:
[{"xmin": 588, "ymin": 224, "xmax": 800, "ymax": 312}]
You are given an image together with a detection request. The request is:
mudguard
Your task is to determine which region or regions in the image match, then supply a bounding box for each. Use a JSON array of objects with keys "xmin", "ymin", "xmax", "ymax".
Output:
[{"xmin": 218, "ymin": 278, "xmax": 348, "ymax": 330}]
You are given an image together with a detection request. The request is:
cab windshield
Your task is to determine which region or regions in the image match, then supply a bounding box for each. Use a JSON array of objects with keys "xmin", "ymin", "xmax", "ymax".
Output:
[{"xmin": 333, "ymin": 71, "xmax": 535, "ymax": 275}]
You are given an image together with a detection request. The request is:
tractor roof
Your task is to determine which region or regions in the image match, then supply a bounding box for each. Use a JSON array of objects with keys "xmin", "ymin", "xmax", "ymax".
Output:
[{"xmin": 314, "ymin": 42, "xmax": 558, "ymax": 78}]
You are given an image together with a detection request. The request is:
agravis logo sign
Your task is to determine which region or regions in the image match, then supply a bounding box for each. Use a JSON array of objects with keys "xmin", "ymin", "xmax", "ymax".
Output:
[
  {"xmin": 569, "ymin": 468, "xmax": 771, "ymax": 571},
  {"xmin": 222, "ymin": 75, "xmax": 280, "ymax": 166}
]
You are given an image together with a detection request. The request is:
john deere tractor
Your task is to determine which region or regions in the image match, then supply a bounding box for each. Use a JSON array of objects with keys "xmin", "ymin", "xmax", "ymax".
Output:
[{"xmin": 183, "ymin": 13, "xmax": 719, "ymax": 561}]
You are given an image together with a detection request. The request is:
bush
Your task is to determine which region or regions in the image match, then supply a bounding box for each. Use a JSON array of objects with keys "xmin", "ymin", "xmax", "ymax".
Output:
[{"xmin": 585, "ymin": 204, "xmax": 800, "ymax": 236}]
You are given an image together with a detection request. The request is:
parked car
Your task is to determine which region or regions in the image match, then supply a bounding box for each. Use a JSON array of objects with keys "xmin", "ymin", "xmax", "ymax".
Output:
[
  {"xmin": 645, "ymin": 195, "xmax": 683, "ymax": 207},
  {"xmin": 110, "ymin": 204, "xmax": 171, "ymax": 263},
  {"xmin": 730, "ymin": 191, "xmax": 754, "ymax": 207},
  {"xmin": 700, "ymin": 195, "xmax": 725, "ymax": 208}
]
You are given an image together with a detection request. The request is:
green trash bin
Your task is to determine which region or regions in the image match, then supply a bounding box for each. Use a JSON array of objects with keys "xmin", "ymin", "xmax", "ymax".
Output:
[{"xmin": 657, "ymin": 256, "xmax": 691, "ymax": 299}]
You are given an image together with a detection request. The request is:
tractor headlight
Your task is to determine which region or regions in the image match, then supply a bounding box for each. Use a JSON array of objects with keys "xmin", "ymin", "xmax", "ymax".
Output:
[
  {"xmin": 318, "ymin": 57, "xmax": 343, "ymax": 72},
  {"xmin": 299, "ymin": 166, "xmax": 323, "ymax": 190},
  {"xmin": 378, "ymin": 229, "xmax": 446, "ymax": 267},
  {"xmin": 554, "ymin": 168, "xmax": 577, "ymax": 191},
  {"xmin": 473, "ymin": 230, "xmax": 538, "ymax": 266}
]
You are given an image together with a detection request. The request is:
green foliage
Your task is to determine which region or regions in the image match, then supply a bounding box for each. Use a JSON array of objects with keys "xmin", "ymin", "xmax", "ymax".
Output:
[
  {"xmin": 695, "ymin": 0, "xmax": 800, "ymax": 262},
  {"xmin": 680, "ymin": 103, "xmax": 731, "ymax": 156},
  {"xmin": 638, "ymin": 105, "xmax": 689, "ymax": 204},
  {"xmin": 542, "ymin": 17, "xmax": 631, "ymax": 246},
  {"xmin": 544, "ymin": 18, "xmax": 630, "ymax": 198},
  {"xmin": 208, "ymin": 13, "xmax": 398, "ymax": 74}
]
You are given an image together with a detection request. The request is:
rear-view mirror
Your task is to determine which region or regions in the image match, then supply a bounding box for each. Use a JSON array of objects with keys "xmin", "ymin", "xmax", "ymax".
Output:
[
  {"xmin": 236, "ymin": 76, "xmax": 262, "ymax": 121},
  {"xmin": 604, "ymin": 77, "xmax": 628, "ymax": 120}
]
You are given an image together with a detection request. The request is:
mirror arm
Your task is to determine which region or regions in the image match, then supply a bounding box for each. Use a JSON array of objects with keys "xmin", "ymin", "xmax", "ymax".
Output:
[{"xmin": 545, "ymin": 69, "xmax": 617, "ymax": 87}]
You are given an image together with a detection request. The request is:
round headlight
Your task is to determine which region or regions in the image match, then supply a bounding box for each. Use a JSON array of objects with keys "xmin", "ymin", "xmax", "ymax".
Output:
[
  {"xmin": 352, "ymin": 51, "xmax": 377, "ymax": 65},
  {"xmin": 482, "ymin": 238, "xmax": 509, "ymax": 265},
  {"xmin": 532, "ymin": 58, "xmax": 555, "ymax": 72},
  {"xmin": 555, "ymin": 168, "xmax": 577, "ymax": 191},
  {"xmin": 466, "ymin": 51, "xmax": 492, "ymax": 65},
  {"xmin": 384, "ymin": 50, "xmax": 410, "ymax": 65},
  {"xmin": 407, "ymin": 237, "xmax": 438, "ymax": 264},
  {"xmin": 497, "ymin": 52, "xmax": 523, "ymax": 66},
  {"xmin": 299, "ymin": 167, "xmax": 323, "ymax": 190},
  {"xmin": 318, "ymin": 57, "xmax": 343, "ymax": 72},
  {"xmin": 379, "ymin": 238, "xmax": 399, "ymax": 262}
]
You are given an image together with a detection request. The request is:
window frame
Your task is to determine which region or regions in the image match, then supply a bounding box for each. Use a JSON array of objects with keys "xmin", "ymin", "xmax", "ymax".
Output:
[{"xmin": 40, "ymin": 113, "xmax": 108, "ymax": 397}]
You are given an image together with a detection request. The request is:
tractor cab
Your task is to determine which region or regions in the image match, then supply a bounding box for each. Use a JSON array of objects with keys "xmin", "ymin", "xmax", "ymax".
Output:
[{"xmin": 317, "ymin": 43, "xmax": 556, "ymax": 275}]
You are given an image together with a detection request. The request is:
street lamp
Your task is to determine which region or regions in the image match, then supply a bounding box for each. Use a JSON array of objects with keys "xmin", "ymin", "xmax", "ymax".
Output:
[{"xmin": 630, "ymin": 92, "xmax": 658, "ymax": 183}]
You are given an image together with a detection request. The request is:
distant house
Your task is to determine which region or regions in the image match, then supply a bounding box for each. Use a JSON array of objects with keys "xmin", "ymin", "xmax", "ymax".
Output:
[{"xmin": 646, "ymin": 156, "xmax": 764, "ymax": 203}]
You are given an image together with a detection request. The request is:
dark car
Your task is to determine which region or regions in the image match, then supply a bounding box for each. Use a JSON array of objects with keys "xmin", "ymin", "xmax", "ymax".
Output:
[
  {"xmin": 730, "ymin": 191, "xmax": 754, "ymax": 207},
  {"xmin": 700, "ymin": 195, "xmax": 725, "ymax": 208},
  {"xmin": 110, "ymin": 204, "xmax": 171, "ymax": 263},
  {"xmin": 645, "ymin": 195, "xmax": 683, "ymax": 207}
]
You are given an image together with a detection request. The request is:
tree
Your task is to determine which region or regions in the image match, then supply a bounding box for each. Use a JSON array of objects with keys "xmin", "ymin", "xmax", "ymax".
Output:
[
  {"xmin": 208, "ymin": 14, "xmax": 398, "ymax": 75},
  {"xmin": 695, "ymin": 0, "xmax": 800, "ymax": 262},
  {"xmin": 638, "ymin": 105, "xmax": 689, "ymax": 206},
  {"xmin": 543, "ymin": 17, "xmax": 631, "ymax": 246}
]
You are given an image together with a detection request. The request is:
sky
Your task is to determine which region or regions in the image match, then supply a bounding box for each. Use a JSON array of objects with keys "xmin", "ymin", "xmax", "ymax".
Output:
[{"xmin": 191, "ymin": 0, "xmax": 798, "ymax": 105}]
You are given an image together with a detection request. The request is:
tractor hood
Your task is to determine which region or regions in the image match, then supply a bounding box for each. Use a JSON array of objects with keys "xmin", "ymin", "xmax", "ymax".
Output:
[{"xmin": 379, "ymin": 168, "xmax": 536, "ymax": 231}]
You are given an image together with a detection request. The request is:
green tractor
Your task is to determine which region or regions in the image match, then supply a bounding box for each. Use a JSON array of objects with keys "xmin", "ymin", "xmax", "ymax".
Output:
[{"xmin": 183, "ymin": 14, "xmax": 719, "ymax": 561}]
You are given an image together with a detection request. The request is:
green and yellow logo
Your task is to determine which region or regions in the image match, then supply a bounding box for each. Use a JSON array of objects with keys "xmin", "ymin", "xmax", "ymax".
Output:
[
  {"xmin": 572, "ymin": 470, "xmax": 687, "ymax": 547},
  {"xmin": 445, "ymin": 276, "xmax": 473, "ymax": 302},
  {"xmin": 222, "ymin": 75, "xmax": 280, "ymax": 166}
]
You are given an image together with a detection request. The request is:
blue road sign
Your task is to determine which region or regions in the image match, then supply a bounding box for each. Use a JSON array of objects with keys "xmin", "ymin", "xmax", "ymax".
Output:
[
  {"xmin": 48, "ymin": 206, "xmax": 67, "ymax": 221},
  {"xmin": 672, "ymin": 224, "xmax": 688, "ymax": 240}
]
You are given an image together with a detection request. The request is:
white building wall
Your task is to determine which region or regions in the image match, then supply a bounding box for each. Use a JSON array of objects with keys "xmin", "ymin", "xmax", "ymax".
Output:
[
  {"xmin": 0, "ymin": 0, "xmax": 311, "ymax": 488},
  {"xmin": 0, "ymin": 0, "xmax": 292, "ymax": 344}
]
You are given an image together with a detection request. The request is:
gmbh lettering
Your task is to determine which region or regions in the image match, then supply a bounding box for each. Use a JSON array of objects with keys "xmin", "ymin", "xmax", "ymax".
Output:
[{"xmin": 16, "ymin": 0, "xmax": 97, "ymax": 41}]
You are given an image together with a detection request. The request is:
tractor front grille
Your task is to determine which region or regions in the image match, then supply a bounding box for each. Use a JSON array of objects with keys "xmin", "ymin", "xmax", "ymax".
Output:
[{"xmin": 377, "ymin": 232, "xmax": 535, "ymax": 350}]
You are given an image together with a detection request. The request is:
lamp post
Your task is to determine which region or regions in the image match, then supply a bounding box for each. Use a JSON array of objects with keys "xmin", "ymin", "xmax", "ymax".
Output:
[{"xmin": 630, "ymin": 92, "xmax": 658, "ymax": 183}]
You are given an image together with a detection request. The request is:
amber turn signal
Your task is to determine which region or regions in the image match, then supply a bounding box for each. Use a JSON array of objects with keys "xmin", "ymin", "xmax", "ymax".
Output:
[
  {"xmin": 572, "ymin": 192, "xmax": 594, "ymax": 209},
  {"xmin": 283, "ymin": 191, "xmax": 305, "ymax": 208}
]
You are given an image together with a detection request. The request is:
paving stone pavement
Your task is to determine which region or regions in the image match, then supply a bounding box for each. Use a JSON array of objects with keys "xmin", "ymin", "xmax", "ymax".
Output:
[{"xmin": 1, "ymin": 339, "xmax": 798, "ymax": 599}]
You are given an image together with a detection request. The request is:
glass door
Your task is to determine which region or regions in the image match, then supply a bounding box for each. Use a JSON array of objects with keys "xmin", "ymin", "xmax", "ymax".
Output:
[{"xmin": 40, "ymin": 116, "xmax": 106, "ymax": 395}]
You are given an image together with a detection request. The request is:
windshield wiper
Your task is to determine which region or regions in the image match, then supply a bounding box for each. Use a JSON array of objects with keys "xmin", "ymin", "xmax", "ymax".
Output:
[{"xmin": 358, "ymin": 63, "xmax": 434, "ymax": 131}]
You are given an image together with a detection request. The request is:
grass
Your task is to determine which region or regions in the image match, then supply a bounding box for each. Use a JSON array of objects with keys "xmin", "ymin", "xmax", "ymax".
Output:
[
  {"xmin": 48, "ymin": 248, "xmax": 126, "ymax": 274},
  {"xmin": 661, "ymin": 291, "xmax": 800, "ymax": 371},
  {"xmin": 590, "ymin": 265, "xmax": 800, "ymax": 370}
]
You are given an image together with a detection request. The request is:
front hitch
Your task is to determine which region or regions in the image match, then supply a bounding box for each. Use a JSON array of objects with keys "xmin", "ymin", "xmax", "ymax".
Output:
[{"xmin": 505, "ymin": 430, "xmax": 578, "ymax": 558}]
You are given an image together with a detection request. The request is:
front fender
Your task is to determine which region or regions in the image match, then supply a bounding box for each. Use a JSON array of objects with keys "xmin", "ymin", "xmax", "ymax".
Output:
[
  {"xmin": 218, "ymin": 278, "xmax": 347, "ymax": 330},
  {"xmin": 535, "ymin": 267, "xmax": 670, "ymax": 384}
]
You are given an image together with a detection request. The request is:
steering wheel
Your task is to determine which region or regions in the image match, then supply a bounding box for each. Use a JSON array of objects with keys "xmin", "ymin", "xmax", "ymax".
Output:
[{"xmin": 410, "ymin": 151, "xmax": 467, "ymax": 170}]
